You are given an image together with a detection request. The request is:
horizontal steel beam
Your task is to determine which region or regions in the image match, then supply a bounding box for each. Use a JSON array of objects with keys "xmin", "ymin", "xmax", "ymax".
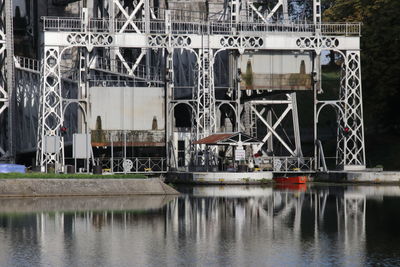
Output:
[
  {"xmin": 42, "ymin": 17, "xmax": 362, "ymax": 36},
  {"xmin": 44, "ymin": 32, "xmax": 360, "ymax": 50}
]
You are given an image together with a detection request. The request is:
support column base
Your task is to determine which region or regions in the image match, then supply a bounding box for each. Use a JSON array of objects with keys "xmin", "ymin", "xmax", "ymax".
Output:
[{"xmin": 343, "ymin": 165, "xmax": 366, "ymax": 171}]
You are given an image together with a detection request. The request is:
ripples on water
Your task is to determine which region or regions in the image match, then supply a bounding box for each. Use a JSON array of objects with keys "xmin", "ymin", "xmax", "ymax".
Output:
[{"xmin": 1, "ymin": 185, "xmax": 400, "ymax": 267}]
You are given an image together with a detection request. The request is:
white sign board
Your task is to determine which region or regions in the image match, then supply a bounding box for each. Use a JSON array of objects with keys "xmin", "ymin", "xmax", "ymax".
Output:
[
  {"xmin": 44, "ymin": 136, "xmax": 61, "ymax": 154},
  {"xmin": 235, "ymin": 149, "xmax": 246, "ymax": 161},
  {"xmin": 73, "ymin": 134, "xmax": 92, "ymax": 159}
]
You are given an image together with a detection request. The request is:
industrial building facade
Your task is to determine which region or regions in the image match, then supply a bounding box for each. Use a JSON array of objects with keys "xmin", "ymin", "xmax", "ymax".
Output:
[{"xmin": 0, "ymin": 0, "xmax": 365, "ymax": 174}]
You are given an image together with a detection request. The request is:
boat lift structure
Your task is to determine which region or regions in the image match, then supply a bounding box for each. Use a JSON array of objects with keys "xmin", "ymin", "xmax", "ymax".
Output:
[{"xmin": 0, "ymin": 0, "xmax": 366, "ymax": 175}]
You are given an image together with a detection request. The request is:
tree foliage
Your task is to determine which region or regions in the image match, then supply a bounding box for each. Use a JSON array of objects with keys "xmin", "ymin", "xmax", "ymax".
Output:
[{"xmin": 324, "ymin": 0, "xmax": 400, "ymax": 129}]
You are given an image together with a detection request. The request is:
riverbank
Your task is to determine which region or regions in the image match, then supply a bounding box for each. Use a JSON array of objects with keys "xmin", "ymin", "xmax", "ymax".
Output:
[
  {"xmin": 0, "ymin": 195, "xmax": 177, "ymax": 213},
  {"xmin": 314, "ymin": 171, "xmax": 400, "ymax": 184},
  {"xmin": 0, "ymin": 173, "xmax": 147, "ymax": 179},
  {"xmin": 0, "ymin": 178, "xmax": 179, "ymax": 197}
]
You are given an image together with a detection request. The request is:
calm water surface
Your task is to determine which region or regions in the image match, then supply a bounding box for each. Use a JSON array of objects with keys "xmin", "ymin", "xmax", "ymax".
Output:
[{"xmin": 1, "ymin": 184, "xmax": 400, "ymax": 267}]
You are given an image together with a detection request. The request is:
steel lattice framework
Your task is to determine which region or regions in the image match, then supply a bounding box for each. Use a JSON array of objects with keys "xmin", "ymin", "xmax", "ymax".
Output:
[
  {"xmin": 37, "ymin": 47, "xmax": 65, "ymax": 171},
  {"xmin": 338, "ymin": 51, "xmax": 365, "ymax": 169},
  {"xmin": 0, "ymin": 0, "xmax": 14, "ymax": 161},
  {"xmin": 32, "ymin": 0, "xmax": 366, "ymax": 172},
  {"xmin": 0, "ymin": 1, "xmax": 7, "ymax": 156}
]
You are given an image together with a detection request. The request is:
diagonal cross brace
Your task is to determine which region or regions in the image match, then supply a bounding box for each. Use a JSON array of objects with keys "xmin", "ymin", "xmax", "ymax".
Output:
[
  {"xmin": 114, "ymin": 0, "xmax": 144, "ymax": 33},
  {"xmin": 251, "ymin": 105, "xmax": 295, "ymax": 156}
]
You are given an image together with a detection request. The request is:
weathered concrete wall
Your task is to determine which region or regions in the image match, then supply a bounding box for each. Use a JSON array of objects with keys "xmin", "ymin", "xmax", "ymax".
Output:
[
  {"xmin": 314, "ymin": 171, "xmax": 400, "ymax": 184},
  {"xmin": 0, "ymin": 178, "xmax": 178, "ymax": 197},
  {"xmin": 90, "ymin": 86, "xmax": 165, "ymax": 131},
  {"xmin": 0, "ymin": 195, "xmax": 176, "ymax": 213},
  {"xmin": 239, "ymin": 51, "xmax": 313, "ymax": 91},
  {"xmin": 167, "ymin": 172, "xmax": 273, "ymax": 184}
]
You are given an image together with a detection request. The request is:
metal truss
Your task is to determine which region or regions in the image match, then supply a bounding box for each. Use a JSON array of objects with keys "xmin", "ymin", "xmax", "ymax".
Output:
[
  {"xmin": 315, "ymin": 51, "xmax": 365, "ymax": 171},
  {"xmin": 36, "ymin": 0, "xmax": 366, "ymax": 172},
  {"xmin": 338, "ymin": 51, "xmax": 366, "ymax": 169},
  {"xmin": 37, "ymin": 47, "xmax": 65, "ymax": 172},
  {"xmin": 248, "ymin": 94, "xmax": 302, "ymax": 158},
  {"xmin": 0, "ymin": 0, "xmax": 7, "ymax": 156},
  {"xmin": 99, "ymin": 157, "xmax": 166, "ymax": 173},
  {"xmin": 0, "ymin": 0, "xmax": 14, "ymax": 160},
  {"xmin": 192, "ymin": 48, "xmax": 217, "ymax": 165}
]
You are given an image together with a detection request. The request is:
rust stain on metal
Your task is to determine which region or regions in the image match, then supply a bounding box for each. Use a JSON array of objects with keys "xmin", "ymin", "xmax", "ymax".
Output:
[
  {"xmin": 92, "ymin": 142, "xmax": 165, "ymax": 147},
  {"xmin": 194, "ymin": 134, "xmax": 234, "ymax": 145},
  {"xmin": 240, "ymin": 73, "xmax": 312, "ymax": 90},
  {"xmin": 91, "ymin": 129, "xmax": 165, "ymax": 147}
]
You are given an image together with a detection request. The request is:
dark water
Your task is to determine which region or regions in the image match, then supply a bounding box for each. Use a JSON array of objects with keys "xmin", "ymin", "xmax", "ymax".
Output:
[{"xmin": 1, "ymin": 185, "xmax": 400, "ymax": 267}]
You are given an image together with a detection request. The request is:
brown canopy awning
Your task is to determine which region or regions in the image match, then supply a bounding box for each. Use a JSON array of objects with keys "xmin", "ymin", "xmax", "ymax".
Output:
[{"xmin": 193, "ymin": 132, "xmax": 263, "ymax": 146}]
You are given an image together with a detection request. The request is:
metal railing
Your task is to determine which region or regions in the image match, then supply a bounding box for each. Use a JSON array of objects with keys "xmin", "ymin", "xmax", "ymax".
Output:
[
  {"xmin": 43, "ymin": 16, "xmax": 361, "ymax": 36},
  {"xmin": 153, "ymin": 7, "xmax": 212, "ymax": 22},
  {"xmin": 88, "ymin": 77, "xmax": 138, "ymax": 87},
  {"xmin": 268, "ymin": 157, "xmax": 315, "ymax": 173},
  {"xmin": 98, "ymin": 157, "xmax": 167, "ymax": 173},
  {"xmin": 92, "ymin": 56, "xmax": 162, "ymax": 82},
  {"xmin": 14, "ymin": 56, "xmax": 40, "ymax": 73},
  {"xmin": 43, "ymin": 17, "xmax": 84, "ymax": 31},
  {"xmin": 14, "ymin": 56, "xmax": 78, "ymax": 83}
]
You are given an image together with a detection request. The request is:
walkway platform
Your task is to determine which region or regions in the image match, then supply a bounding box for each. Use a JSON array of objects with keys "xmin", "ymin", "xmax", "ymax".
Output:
[{"xmin": 167, "ymin": 171, "xmax": 273, "ymax": 184}]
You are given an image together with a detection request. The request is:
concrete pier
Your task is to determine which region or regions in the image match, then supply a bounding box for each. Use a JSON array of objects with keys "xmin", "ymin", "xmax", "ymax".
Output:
[
  {"xmin": 0, "ymin": 195, "xmax": 177, "ymax": 213},
  {"xmin": 0, "ymin": 178, "xmax": 179, "ymax": 197},
  {"xmin": 314, "ymin": 171, "xmax": 400, "ymax": 184},
  {"xmin": 167, "ymin": 172, "xmax": 273, "ymax": 184}
]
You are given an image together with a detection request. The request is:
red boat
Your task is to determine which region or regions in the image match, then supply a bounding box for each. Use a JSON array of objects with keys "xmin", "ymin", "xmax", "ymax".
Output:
[
  {"xmin": 273, "ymin": 176, "xmax": 308, "ymax": 184},
  {"xmin": 275, "ymin": 184, "xmax": 307, "ymax": 192}
]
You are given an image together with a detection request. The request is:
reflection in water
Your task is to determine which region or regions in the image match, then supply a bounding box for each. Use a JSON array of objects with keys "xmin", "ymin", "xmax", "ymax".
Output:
[{"xmin": 0, "ymin": 185, "xmax": 399, "ymax": 266}]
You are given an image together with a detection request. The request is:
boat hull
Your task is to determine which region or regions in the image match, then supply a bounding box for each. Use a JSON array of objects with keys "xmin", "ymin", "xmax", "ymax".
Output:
[{"xmin": 273, "ymin": 176, "xmax": 307, "ymax": 184}]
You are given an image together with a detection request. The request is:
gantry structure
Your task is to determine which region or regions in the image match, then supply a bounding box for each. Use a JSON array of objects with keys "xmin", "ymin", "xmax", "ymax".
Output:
[{"xmin": 0, "ymin": 0, "xmax": 366, "ymax": 173}]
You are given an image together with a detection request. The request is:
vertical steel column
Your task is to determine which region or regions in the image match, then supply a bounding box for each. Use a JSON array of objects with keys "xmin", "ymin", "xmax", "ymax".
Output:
[
  {"xmin": 0, "ymin": 0, "xmax": 15, "ymax": 160},
  {"xmin": 194, "ymin": 47, "xmax": 216, "ymax": 166},
  {"xmin": 290, "ymin": 93, "xmax": 303, "ymax": 157},
  {"xmin": 339, "ymin": 51, "xmax": 366, "ymax": 170},
  {"xmin": 78, "ymin": 48, "xmax": 89, "ymax": 134},
  {"xmin": 313, "ymin": 51, "xmax": 322, "ymax": 170},
  {"xmin": 336, "ymin": 63, "xmax": 346, "ymax": 166},
  {"xmin": 243, "ymin": 102, "xmax": 256, "ymax": 137},
  {"xmin": 165, "ymin": 50, "xmax": 174, "ymax": 169},
  {"xmin": 266, "ymin": 108, "xmax": 273, "ymax": 154},
  {"xmin": 282, "ymin": 0, "xmax": 289, "ymax": 22},
  {"xmin": 233, "ymin": 52, "xmax": 241, "ymax": 133},
  {"xmin": 37, "ymin": 47, "xmax": 65, "ymax": 172},
  {"xmin": 0, "ymin": 0, "xmax": 7, "ymax": 157},
  {"xmin": 144, "ymin": 0, "xmax": 151, "ymax": 81},
  {"xmin": 313, "ymin": 0, "xmax": 321, "ymax": 32},
  {"xmin": 230, "ymin": 0, "xmax": 240, "ymax": 23},
  {"xmin": 5, "ymin": 0, "xmax": 14, "ymax": 161},
  {"xmin": 165, "ymin": 9, "xmax": 175, "ymax": 169}
]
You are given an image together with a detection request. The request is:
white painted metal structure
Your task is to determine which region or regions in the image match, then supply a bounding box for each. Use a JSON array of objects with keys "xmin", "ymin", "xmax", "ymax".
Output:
[
  {"xmin": 0, "ymin": 0, "xmax": 14, "ymax": 161},
  {"xmin": 0, "ymin": 0, "xmax": 365, "ymax": 172}
]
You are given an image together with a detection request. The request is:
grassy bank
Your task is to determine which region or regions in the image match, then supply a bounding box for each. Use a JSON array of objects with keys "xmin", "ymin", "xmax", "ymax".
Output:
[{"xmin": 0, "ymin": 173, "xmax": 147, "ymax": 179}]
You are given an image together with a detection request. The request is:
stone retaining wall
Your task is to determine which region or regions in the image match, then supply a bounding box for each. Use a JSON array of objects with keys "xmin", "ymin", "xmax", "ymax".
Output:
[{"xmin": 0, "ymin": 178, "xmax": 179, "ymax": 197}]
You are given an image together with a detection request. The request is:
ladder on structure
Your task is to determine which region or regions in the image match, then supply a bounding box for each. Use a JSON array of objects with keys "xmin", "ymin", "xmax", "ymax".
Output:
[
  {"xmin": 4, "ymin": 0, "xmax": 15, "ymax": 160},
  {"xmin": 244, "ymin": 102, "xmax": 257, "ymax": 138}
]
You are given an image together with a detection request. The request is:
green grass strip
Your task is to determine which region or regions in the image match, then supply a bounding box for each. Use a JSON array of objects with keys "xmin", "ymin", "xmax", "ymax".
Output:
[{"xmin": 0, "ymin": 172, "xmax": 147, "ymax": 179}]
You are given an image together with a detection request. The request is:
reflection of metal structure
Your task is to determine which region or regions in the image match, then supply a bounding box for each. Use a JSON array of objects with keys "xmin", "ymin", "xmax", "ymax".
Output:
[
  {"xmin": 165, "ymin": 186, "xmax": 367, "ymax": 253},
  {"xmin": 0, "ymin": 0, "xmax": 366, "ymax": 173},
  {"xmin": 336, "ymin": 192, "xmax": 366, "ymax": 255}
]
